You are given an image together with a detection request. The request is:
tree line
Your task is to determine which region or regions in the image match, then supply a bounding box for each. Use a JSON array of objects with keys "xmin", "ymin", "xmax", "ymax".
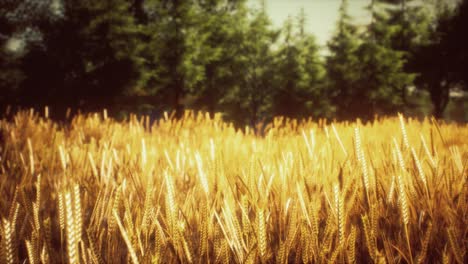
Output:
[{"xmin": 1, "ymin": 0, "xmax": 467, "ymax": 125}]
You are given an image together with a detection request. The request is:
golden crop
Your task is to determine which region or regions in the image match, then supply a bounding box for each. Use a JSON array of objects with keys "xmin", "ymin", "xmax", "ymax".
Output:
[{"xmin": 0, "ymin": 109, "xmax": 466, "ymax": 263}]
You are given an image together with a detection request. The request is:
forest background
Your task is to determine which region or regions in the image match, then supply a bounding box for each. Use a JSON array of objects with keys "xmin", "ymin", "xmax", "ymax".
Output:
[{"xmin": 1, "ymin": 0, "xmax": 467, "ymax": 127}]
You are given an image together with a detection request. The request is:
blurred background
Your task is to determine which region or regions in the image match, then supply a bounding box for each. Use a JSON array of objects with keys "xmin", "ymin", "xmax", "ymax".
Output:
[{"xmin": 1, "ymin": 0, "xmax": 467, "ymax": 126}]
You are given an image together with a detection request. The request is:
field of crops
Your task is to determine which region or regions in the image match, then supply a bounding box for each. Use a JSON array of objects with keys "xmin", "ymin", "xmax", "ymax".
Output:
[{"xmin": 0, "ymin": 109, "xmax": 466, "ymax": 263}]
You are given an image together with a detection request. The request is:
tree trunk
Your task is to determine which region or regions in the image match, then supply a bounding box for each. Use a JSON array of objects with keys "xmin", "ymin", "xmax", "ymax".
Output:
[
  {"xmin": 206, "ymin": 68, "xmax": 216, "ymax": 118},
  {"xmin": 173, "ymin": 83, "xmax": 184, "ymax": 119},
  {"xmin": 431, "ymin": 84, "xmax": 449, "ymax": 119},
  {"xmin": 250, "ymin": 102, "xmax": 258, "ymax": 130}
]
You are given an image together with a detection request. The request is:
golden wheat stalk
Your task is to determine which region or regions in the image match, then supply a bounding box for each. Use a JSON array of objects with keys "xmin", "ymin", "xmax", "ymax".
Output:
[
  {"xmin": 328, "ymin": 244, "xmax": 342, "ymax": 264},
  {"xmin": 73, "ymin": 185, "xmax": 82, "ymax": 244},
  {"xmin": 309, "ymin": 203, "xmax": 319, "ymax": 257},
  {"xmin": 398, "ymin": 113, "xmax": 410, "ymax": 149},
  {"xmin": 397, "ymin": 172, "xmax": 414, "ymax": 264},
  {"xmin": 140, "ymin": 182, "xmax": 153, "ymax": 234},
  {"xmin": 26, "ymin": 240, "xmax": 36, "ymax": 264},
  {"xmin": 347, "ymin": 225, "xmax": 357, "ymax": 264},
  {"xmin": 1, "ymin": 109, "xmax": 467, "ymax": 264},
  {"xmin": 44, "ymin": 106, "xmax": 49, "ymax": 119},
  {"xmin": 284, "ymin": 203, "xmax": 298, "ymax": 262},
  {"xmin": 319, "ymin": 215, "xmax": 335, "ymax": 261},
  {"xmin": 416, "ymin": 222, "xmax": 432, "ymax": 264},
  {"xmin": 362, "ymin": 214, "xmax": 377, "ymax": 261},
  {"xmin": 1, "ymin": 218, "xmax": 15, "ymax": 264},
  {"xmin": 276, "ymin": 242, "xmax": 286, "ymax": 264},
  {"xmin": 334, "ymin": 184, "xmax": 345, "ymax": 248},
  {"xmin": 86, "ymin": 229, "xmax": 104, "ymax": 264},
  {"xmin": 397, "ymin": 174, "xmax": 409, "ymax": 225},
  {"xmin": 113, "ymin": 209, "xmax": 140, "ymax": 264},
  {"xmin": 296, "ymin": 183, "xmax": 311, "ymax": 227},
  {"xmin": 257, "ymin": 209, "xmax": 267, "ymax": 262},
  {"xmin": 59, "ymin": 145, "xmax": 67, "ymax": 171},
  {"xmin": 393, "ymin": 138, "xmax": 406, "ymax": 173},
  {"xmin": 181, "ymin": 237, "xmax": 193, "ymax": 263},
  {"xmin": 332, "ymin": 124, "xmax": 348, "ymax": 157},
  {"xmin": 447, "ymin": 227, "xmax": 465, "ymax": 264},
  {"xmin": 411, "ymin": 147, "xmax": 429, "ymax": 197},
  {"xmin": 32, "ymin": 202, "xmax": 40, "ymax": 233},
  {"xmin": 419, "ymin": 133, "xmax": 436, "ymax": 168},
  {"xmin": 141, "ymin": 138, "xmax": 147, "ymax": 169},
  {"xmin": 195, "ymin": 151, "xmax": 210, "ymax": 196},
  {"xmin": 58, "ymin": 192, "xmax": 65, "ymax": 230},
  {"xmin": 65, "ymin": 192, "xmax": 78, "ymax": 264},
  {"xmin": 8, "ymin": 189, "xmax": 19, "ymax": 224},
  {"xmin": 199, "ymin": 201, "xmax": 209, "ymax": 258},
  {"xmin": 108, "ymin": 186, "xmax": 122, "ymax": 235},
  {"xmin": 164, "ymin": 171, "xmax": 177, "ymax": 237},
  {"xmin": 27, "ymin": 138, "xmax": 34, "ymax": 175},
  {"xmin": 355, "ymin": 127, "xmax": 371, "ymax": 205},
  {"xmin": 43, "ymin": 217, "xmax": 52, "ymax": 256},
  {"xmin": 300, "ymin": 223, "xmax": 310, "ymax": 264},
  {"xmin": 442, "ymin": 249, "xmax": 450, "ymax": 264},
  {"xmin": 87, "ymin": 153, "xmax": 98, "ymax": 179},
  {"xmin": 449, "ymin": 146, "xmax": 463, "ymax": 174},
  {"xmin": 40, "ymin": 245, "xmax": 49, "ymax": 264},
  {"xmin": 387, "ymin": 175, "xmax": 396, "ymax": 205}
]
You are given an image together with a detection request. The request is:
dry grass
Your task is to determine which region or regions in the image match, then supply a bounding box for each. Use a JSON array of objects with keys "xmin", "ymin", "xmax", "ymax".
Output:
[{"xmin": 0, "ymin": 109, "xmax": 467, "ymax": 263}]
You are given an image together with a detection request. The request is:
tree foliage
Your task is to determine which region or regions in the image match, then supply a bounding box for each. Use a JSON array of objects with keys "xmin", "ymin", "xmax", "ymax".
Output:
[
  {"xmin": 354, "ymin": 0, "xmax": 415, "ymax": 119},
  {"xmin": 326, "ymin": 0, "xmax": 362, "ymax": 120},
  {"xmin": 225, "ymin": 3, "xmax": 279, "ymax": 127},
  {"xmin": 1, "ymin": 0, "xmax": 467, "ymax": 123},
  {"xmin": 273, "ymin": 12, "xmax": 329, "ymax": 119},
  {"xmin": 411, "ymin": 0, "xmax": 468, "ymax": 118}
]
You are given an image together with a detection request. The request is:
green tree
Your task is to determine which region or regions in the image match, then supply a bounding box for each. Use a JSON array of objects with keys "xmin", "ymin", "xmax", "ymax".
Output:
[
  {"xmin": 326, "ymin": 0, "xmax": 362, "ymax": 120},
  {"xmin": 446, "ymin": 0, "xmax": 468, "ymax": 88},
  {"xmin": 449, "ymin": 0, "xmax": 468, "ymax": 87},
  {"xmin": 354, "ymin": 0, "xmax": 415, "ymax": 119},
  {"xmin": 2, "ymin": 0, "xmax": 144, "ymax": 114},
  {"xmin": 296, "ymin": 10, "xmax": 331, "ymax": 118},
  {"xmin": 225, "ymin": 2, "xmax": 279, "ymax": 127},
  {"xmin": 273, "ymin": 11, "xmax": 328, "ymax": 119},
  {"xmin": 379, "ymin": 0, "xmax": 432, "ymax": 107},
  {"xmin": 0, "ymin": 43, "xmax": 25, "ymax": 108},
  {"xmin": 273, "ymin": 16, "xmax": 304, "ymax": 118},
  {"xmin": 74, "ymin": 0, "xmax": 144, "ymax": 100},
  {"xmin": 412, "ymin": 0, "xmax": 467, "ymax": 118},
  {"xmin": 0, "ymin": 0, "xmax": 59, "ymax": 108},
  {"xmin": 192, "ymin": 0, "xmax": 248, "ymax": 117},
  {"xmin": 379, "ymin": 0, "xmax": 432, "ymax": 52},
  {"xmin": 142, "ymin": 0, "xmax": 205, "ymax": 117}
]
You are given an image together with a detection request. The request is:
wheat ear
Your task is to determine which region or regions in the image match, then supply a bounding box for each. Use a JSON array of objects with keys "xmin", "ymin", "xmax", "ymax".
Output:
[
  {"xmin": 398, "ymin": 113, "xmax": 410, "ymax": 149},
  {"xmin": 26, "ymin": 240, "xmax": 36, "ymax": 264},
  {"xmin": 362, "ymin": 214, "xmax": 377, "ymax": 261},
  {"xmin": 334, "ymin": 184, "xmax": 345, "ymax": 248},
  {"xmin": 73, "ymin": 185, "xmax": 82, "ymax": 244},
  {"xmin": 113, "ymin": 209, "xmax": 140, "ymax": 264},
  {"xmin": 411, "ymin": 147, "xmax": 429, "ymax": 197},
  {"xmin": 447, "ymin": 227, "xmax": 464, "ymax": 264},
  {"xmin": 347, "ymin": 225, "xmax": 356, "ymax": 264},
  {"xmin": 355, "ymin": 127, "xmax": 370, "ymax": 206},
  {"xmin": 2, "ymin": 218, "xmax": 15, "ymax": 264},
  {"xmin": 65, "ymin": 192, "xmax": 78, "ymax": 264},
  {"xmin": 397, "ymin": 173, "xmax": 413, "ymax": 264},
  {"xmin": 257, "ymin": 209, "xmax": 267, "ymax": 262},
  {"xmin": 416, "ymin": 222, "xmax": 432, "ymax": 264}
]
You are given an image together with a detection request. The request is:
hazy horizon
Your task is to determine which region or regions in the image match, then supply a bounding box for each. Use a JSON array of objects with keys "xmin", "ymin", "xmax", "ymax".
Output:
[{"xmin": 249, "ymin": 0, "xmax": 372, "ymax": 48}]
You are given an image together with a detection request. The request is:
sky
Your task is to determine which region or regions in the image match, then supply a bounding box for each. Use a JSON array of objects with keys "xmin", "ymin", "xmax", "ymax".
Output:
[
  {"xmin": 256, "ymin": 0, "xmax": 461, "ymax": 48},
  {"xmin": 250, "ymin": 0, "xmax": 372, "ymax": 48}
]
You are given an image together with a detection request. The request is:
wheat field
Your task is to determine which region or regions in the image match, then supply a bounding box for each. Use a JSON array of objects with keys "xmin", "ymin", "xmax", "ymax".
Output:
[{"xmin": 0, "ymin": 109, "xmax": 466, "ymax": 263}]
